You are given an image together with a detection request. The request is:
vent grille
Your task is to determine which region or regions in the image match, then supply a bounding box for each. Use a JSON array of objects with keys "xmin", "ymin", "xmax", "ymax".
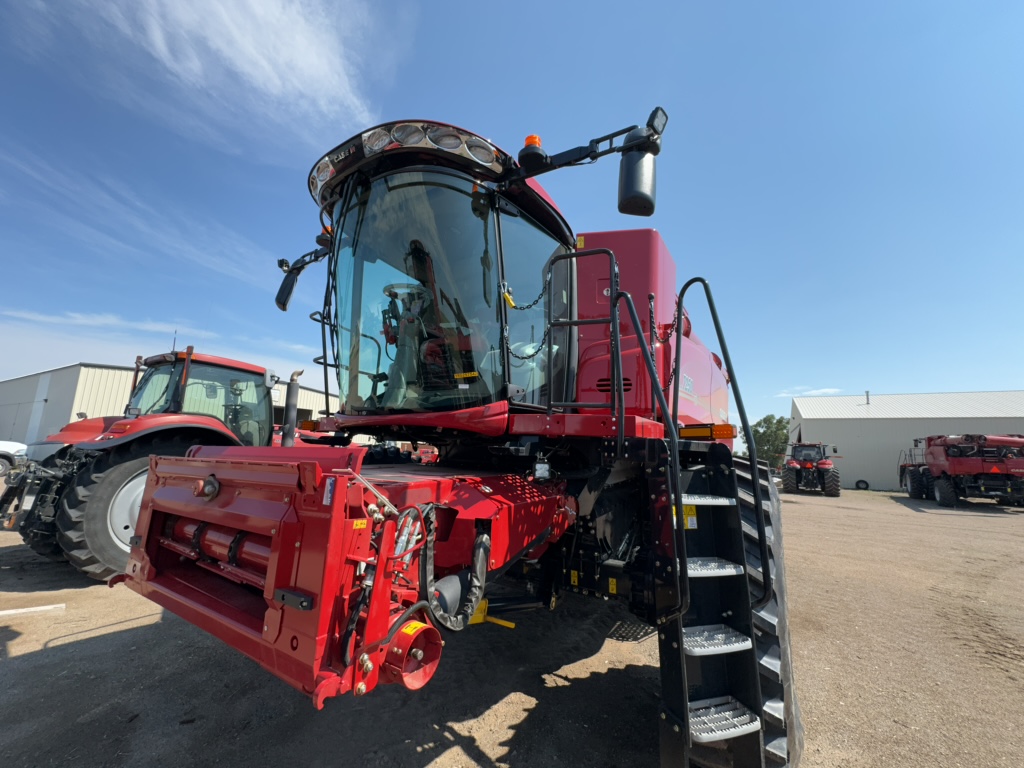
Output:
[{"xmin": 596, "ymin": 377, "xmax": 632, "ymax": 393}]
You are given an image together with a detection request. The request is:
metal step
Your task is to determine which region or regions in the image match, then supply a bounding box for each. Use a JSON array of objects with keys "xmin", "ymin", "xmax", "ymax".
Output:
[
  {"xmin": 688, "ymin": 696, "xmax": 761, "ymax": 743},
  {"xmin": 683, "ymin": 624, "xmax": 753, "ymax": 656},
  {"xmin": 679, "ymin": 494, "xmax": 736, "ymax": 506},
  {"xmin": 687, "ymin": 557, "xmax": 744, "ymax": 578}
]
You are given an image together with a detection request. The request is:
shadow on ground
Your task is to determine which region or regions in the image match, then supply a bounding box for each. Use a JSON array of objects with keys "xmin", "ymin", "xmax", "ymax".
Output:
[
  {"xmin": 0, "ymin": 539, "xmax": 97, "ymax": 593},
  {"xmin": 0, "ymin": 593, "xmax": 660, "ymax": 768}
]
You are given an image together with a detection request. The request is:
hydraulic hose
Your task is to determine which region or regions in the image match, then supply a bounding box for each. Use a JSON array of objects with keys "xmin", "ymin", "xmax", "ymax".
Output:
[{"xmin": 418, "ymin": 504, "xmax": 490, "ymax": 631}]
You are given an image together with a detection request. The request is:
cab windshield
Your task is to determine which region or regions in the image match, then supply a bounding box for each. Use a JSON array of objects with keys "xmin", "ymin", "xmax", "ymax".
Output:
[
  {"xmin": 792, "ymin": 446, "xmax": 824, "ymax": 462},
  {"xmin": 129, "ymin": 361, "xmax": 272, "ymax": 446},
  {"xmin": 331, "ymin": 170, "xmax": 568, "ymax": 414}
]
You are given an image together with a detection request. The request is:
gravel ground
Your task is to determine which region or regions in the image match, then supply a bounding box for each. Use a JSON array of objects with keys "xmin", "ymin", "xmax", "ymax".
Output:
[{"xmin": 1, "ymin": 486, "xmax": 1022, "ymax": 767}]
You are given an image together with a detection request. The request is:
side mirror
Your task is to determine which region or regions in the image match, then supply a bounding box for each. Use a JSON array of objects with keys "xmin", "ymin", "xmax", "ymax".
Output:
[
  {"xmin": 618, "ymin": 126, "xmax": 658, "ymax": 216},
  {"xmin": 264, "ymin": 370, "xmax": 280, "ymax": 389},
  {"xmin": 833, "ymin": 446, "xmax": 839, "ymax": 454},
  {"xmin": 276, "ymin": 270, "xmax": 299, "ymax": 311}
]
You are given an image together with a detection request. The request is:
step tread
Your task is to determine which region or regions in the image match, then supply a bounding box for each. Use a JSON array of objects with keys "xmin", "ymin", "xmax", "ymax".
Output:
[
  {"xmin": 688, "ymin": 696, "xmax": 762, "ymax": 743},
  {"xmin": 687, "ymin": 557, "xmax": 745, "ymax": 578},
  {"xmin": 762, "ymin": 697, "xmax": 785, "ymax": 727},
  {"xmin": 766, "ymin": 733, "xmax": 788, "ymax": 762},
  {"xmin": 679, "ymin": 493, "xmax": 736, "ymax": 506},
  {"xmin": 683, "ymin": 624, "xmax": 753, "ymax": 656}
]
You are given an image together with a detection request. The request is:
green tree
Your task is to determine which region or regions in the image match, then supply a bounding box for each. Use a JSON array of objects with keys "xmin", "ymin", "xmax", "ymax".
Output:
[{"xmin": 749, "ymin": 415, "xmax": 789, "ymax": 469}]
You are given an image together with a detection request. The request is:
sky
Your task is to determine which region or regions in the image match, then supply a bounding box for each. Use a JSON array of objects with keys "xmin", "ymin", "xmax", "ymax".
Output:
[{"xmin": 1, "ymin": 1, "xmax": 1023, "ymax": 426}]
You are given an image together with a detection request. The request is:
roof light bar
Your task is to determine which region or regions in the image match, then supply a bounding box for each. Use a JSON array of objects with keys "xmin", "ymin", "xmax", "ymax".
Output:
[{"xmin": 309, "ymin": 121, "xmax": 509, "ymax": 206}]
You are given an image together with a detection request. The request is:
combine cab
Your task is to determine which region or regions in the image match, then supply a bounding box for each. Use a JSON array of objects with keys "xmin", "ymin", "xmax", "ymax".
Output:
[
  {"xmin": 781, "ymin": 443, "xmax": 841, "ymax": 497},
  {"xmin": 119, "ymin": 109, "xmax": 803, "ymax": 767},
  {"xmin": 900, "ymin": 435, "xmax": 1024, "ymax": 507}
]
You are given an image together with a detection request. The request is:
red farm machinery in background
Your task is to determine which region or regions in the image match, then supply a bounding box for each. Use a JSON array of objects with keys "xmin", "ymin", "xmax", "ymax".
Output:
[
  {"xmin": 1, "ymin": 348, "xmax": 324, "ymax": 580},
  {"xmin": 780, "ymin": 443, "xmax": 841, "ymax": 497},
  {"xmin": 117, "ymin": 109, "xmax": 803, "ymax": 767},
  {"xmin": 899, "ymin": 434, "xmax": 1024, "ymax": 508}
]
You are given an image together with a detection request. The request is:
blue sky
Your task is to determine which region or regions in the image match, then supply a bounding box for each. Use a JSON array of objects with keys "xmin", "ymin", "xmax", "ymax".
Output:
[{"xmin": 1, "ymin": 1, "xmax": 1022, "ymax": 425}]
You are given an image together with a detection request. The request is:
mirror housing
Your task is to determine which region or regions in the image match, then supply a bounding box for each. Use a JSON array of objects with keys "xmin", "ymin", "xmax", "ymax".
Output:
[
  {"xmin": 276, "ymin": 270, "xmax": 300, "ymax": 311},
  {"xmin": 618, "ymin": 126, "xmax": 658, "ymax": 216},
  {"xmin": 264, "ymin": 370, "xmax": 280, "ymax": 389}
]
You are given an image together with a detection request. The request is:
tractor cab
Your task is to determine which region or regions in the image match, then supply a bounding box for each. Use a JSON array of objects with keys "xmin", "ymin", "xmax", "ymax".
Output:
[
  {"xmin": 790, "ymin": 444, "xmax": 825, "ymax": 464},
  {"xmin": 128, "ymin": 351, "xmax": 275, "ymax": 447}
]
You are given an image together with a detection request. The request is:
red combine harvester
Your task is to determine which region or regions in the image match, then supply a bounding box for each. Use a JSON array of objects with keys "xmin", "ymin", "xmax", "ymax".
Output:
[
  {"xmin": 118, "ymin": 109, "xmax": 802, "ymax": 767},
  {"xmin": 0, "ymin": 348, "xmax": 310, "ymax": 580},
  {"xmin": 780, "ymin": 443, "xmax": 840, "ymax": 497},
  {"xmin": 900, "ymin": 434, "xmax": 1024, "ymax": 507}
]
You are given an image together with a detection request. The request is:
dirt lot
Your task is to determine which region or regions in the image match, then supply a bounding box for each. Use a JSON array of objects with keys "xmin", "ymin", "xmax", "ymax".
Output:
[{"xmin": 1, "ymin": 487, "xmax": 1022, "ymax": 767}]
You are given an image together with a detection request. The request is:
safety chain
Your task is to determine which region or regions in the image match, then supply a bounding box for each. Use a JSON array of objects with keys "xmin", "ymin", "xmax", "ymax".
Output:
[
  {"xmin": 504, "ymin": 325, "xmax": 550, "ymax": 360},
  {"xmin": 654, "ymin": 302, "xmax": 682, "ymax": 344},
  {"xmin": 502, "ymin": 270, "xmax": 552, "ymax": 312}
]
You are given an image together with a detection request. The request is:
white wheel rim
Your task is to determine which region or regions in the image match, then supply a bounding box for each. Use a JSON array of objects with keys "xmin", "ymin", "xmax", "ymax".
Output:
[{"xmin": 107, "ymin": 468, "xmax": 149, "ymax": 551}]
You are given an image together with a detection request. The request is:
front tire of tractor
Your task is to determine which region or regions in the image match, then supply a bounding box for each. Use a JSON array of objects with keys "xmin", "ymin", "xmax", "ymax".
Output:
[
  {"xmin": 56, "ymin": 439, "xmax": 190, "ymax": 581},
  {"xmin": 781, "ymin": 466, "xmax": 797, "ymax": 494},
  {"xmin": 733, "ymin": 457, "xmax": 804, "ymax": 768},
  {"xmin": 823, "ymin": 468, "xmax": 841, "ymax": 497},
  {"xmin": 933, "ymin": 475, "xmax": 957, "ymax": 508},
  {"xmin": 904, "ymin": 467, "xmax": 925, "ymax": 499}
]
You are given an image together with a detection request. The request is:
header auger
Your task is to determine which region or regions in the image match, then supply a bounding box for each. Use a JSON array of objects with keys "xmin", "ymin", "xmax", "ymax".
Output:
[{"xmin": 119, "ymin": 109, "xmax": 803, "ymax": 767}]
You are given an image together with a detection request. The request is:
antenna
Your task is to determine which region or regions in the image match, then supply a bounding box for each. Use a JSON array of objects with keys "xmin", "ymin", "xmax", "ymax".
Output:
[{"xmin": 172, "ymin": 329, "xmax": 177, "ymax": 351}]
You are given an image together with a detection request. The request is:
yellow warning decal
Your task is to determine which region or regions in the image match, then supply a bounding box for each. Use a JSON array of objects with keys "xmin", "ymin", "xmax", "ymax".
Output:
[
  {"xmin": 454, "ymin": 371, "xmax": 479, "ymax": 380},
  {"xmin": 576, "ymin": 235, "xmax": 585, "ymax": 249},
  {"xmin": 570, "ymin": 570, "xmax": 579, "ymax": 586},
  {"xmin": 401, "ymin": 621, "xmax": 427, "ymax": 635},
  {"xmin": 353, "ymin": 519, "xmax": 368, "ymax": 529},
  {"xmin": 683, "ymin": 504, "xmax": 697, "ymax": 530},
  {"xmin": 608, "ymin": 577, "xmax": 618, "ymax": 595}
]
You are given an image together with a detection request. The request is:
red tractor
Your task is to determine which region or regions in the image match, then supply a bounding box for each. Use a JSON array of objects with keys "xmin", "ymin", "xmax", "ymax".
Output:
[
  {"xmin": 900, "ymin": 434, "xmax": 1024, "ymax": 508},
  {"xmin": 118, "ymin": 110, "xmax": 802, "ymax": 767},
  {"xmin": 780, "ymin": 443, "xmax": 841, "ymax": 497},
  {"xmin": 0, "ymin": 348, "xmax": 299, "ymax": 580}
]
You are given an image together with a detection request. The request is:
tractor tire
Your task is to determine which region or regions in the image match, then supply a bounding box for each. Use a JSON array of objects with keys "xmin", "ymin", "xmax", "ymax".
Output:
[
  {"xmin": 920, "ymin": 470, "xmax": 935, "ymax": 500},
  {"xmin": 904, "ymin": 467, "xmax": 925, "ymax": 499},
  {"xmin": 933, "ymin": 475, "xmax": 957, "ymax": 508},
  {"xmin": 781, "ymin": 466, "xmax": 798, "ymax": 494},
  {"xmin": 733, "ymin": 457, "xmax": 804, "ymax": 768},
  {"xmin": 56, "ymin": 438, "xmax": 191, "ymax": 581},
  {"xmin": 823, "ymin": 468, "xmax": 841, "ymax": 498}
]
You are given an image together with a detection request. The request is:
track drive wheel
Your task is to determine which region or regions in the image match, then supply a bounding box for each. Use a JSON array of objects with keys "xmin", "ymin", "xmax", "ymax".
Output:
[
  {"xmin": 933, "ymin": 475, "xmax": 957, "ymax": 508},
  {"xmin": 823, "ymin": 468, "xmax": 841, "ymax": 497},
  {"xmin": 781, "ymin": 466, "xmax": 797, "ymax": 494},
  {"xmin": 904, "ymin": 467, "xmax": 924, "ymax": 499},
  {"xmin": 56, "ymin": 439, "xmax": 190, "ymax": 581}
]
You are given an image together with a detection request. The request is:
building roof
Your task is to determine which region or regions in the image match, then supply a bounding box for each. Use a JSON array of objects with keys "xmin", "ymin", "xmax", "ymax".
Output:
[{"xmin": 792, "ymin": 391, "xmax": 1024, "ymax": 420}]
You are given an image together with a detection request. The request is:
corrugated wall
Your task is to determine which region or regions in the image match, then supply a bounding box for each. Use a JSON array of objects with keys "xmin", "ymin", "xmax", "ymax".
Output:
[
  {"xmin": 788, "ymin": 412, "xmax": 1024, "ymax": 491},
  {"xmin": 0, "ymin": 365, "xmax": 83, "ymax": 443},
  {"xmin": 72, "ymin": 367, "xmax": 136, "ymax": 422}
]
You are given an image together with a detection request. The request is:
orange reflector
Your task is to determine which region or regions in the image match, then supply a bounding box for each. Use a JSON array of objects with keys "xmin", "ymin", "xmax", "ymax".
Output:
[
  {"xmin": 524, "ymin": 134, "xmax": 542, "ymax": 147},
  {"xmin": 678, "ymin": 423, "xmax": 737, "ymax": 440},
  {"xmin": 299, "ymin": 420, "xmax": 318, "ymax": 431}
]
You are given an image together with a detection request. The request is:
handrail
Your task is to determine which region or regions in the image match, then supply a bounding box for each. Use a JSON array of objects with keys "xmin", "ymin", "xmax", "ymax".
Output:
[{"xmin": 671, "ymin": 278, "xmax": 773, "ymax": 611}]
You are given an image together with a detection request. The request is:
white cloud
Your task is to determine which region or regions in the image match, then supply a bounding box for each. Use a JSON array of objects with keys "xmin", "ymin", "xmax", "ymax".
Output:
[
  {"xmin": 1, "ymin": 310, "xmax": 217, "ymax": 340},
  {"xmin": 0, "ymin": 146, "xmax": 280, "ymax": 289},
  {"xmin": 775, "ymin": 386, "xmax": 842, "ymax": 398},
  {"xmin": 10, "ymin": 0, "xmax": 407, "ymax": 153},
  {"xmin": 0, "ymin": 314, "xmax": 313, "ymax": 386}
]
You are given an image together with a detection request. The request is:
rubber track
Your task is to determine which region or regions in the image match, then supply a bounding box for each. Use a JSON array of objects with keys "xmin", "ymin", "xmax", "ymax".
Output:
[{"xmin": 732, "ymin": 456, "xmax": 804, "ymax": 767}]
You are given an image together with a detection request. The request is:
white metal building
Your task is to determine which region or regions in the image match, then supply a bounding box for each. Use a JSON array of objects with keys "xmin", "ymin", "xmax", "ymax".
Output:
[
  {"xmin": 789, "ymin": 391, "xmax": 1024, "ymax": 492},
  {"xmin": 0, "ymin": 362, "xmax": 339, "ymax": 444}
]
